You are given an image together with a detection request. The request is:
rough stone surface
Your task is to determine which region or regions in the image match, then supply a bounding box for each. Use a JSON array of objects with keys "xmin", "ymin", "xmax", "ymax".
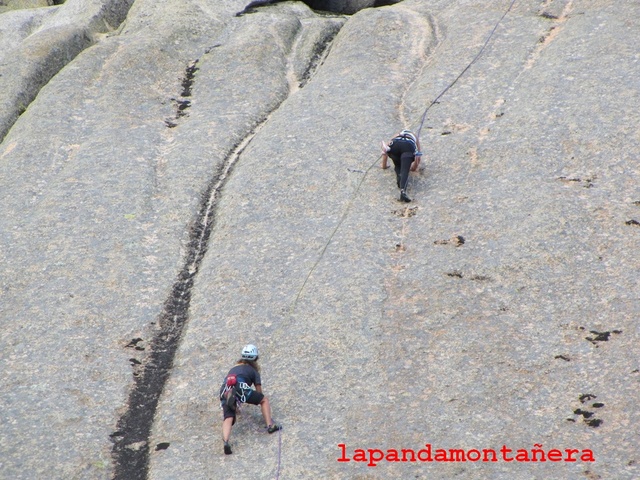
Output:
[
  {"xmin": 0, "ymin": 0, "xmax": 135, "ymax": 140},
  {"xmin": 0, "ymin": 0, "xmax": 52, "ymax": 13},
  {"xmin": 0, "ymin": 6, "xmax": 57, "ymax": 56},
  {"xmin": 1, "ymin": 0, "xmax": 639, "ymax": 479}
]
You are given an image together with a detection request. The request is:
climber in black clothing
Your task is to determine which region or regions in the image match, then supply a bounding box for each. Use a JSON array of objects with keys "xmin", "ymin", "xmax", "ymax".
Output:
[
  {"xmin": 381, "ymin": 129, "xmax": 422, "ymax": 202},
  {"xmin": 219, "ymin": 344, "xmax": 281, "ymax": 455}
]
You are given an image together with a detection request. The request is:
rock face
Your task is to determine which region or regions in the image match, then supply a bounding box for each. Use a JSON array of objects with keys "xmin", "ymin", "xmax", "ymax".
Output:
[
  {"xmin": 0, "ymin": 0, "xmax": 53, "ymax": 13},
  {"xmin": 1, "ymin": 0, "xmax": 639, "ymax": 479}
]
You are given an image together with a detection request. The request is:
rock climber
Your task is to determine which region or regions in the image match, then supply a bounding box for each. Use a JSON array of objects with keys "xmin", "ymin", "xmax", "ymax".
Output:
[
  {"xmin": 219, "ymin": 344, "xmax": 281, "ymax": 455},
  {"xmin": 381, "ymin": 129, "xmax": 422, "ymax": 202}
]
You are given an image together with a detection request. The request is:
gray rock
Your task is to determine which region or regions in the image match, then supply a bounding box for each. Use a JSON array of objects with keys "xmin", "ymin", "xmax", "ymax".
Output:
[
  {"xmin": 1, "ymin": 0, "xmax": 639, "ymax": 479},
  {"xmin": 0, "ymin": 0, "xmax": 53, "ymax": 13},
  {"xmin": 0, "ymin": 0, "xmax": 135, "ymax": 141},
  {"xmin": 0, "ymin": 6, "xmax": 58, "ymax": 59}
]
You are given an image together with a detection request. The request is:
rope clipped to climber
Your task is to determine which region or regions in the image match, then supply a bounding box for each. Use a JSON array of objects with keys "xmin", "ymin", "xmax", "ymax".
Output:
[
  {"xmin": 380, "ymin": 129, "xmax": 423, "ymax": 203},
  {"xmin": 379, "ymin": 0, "xmax": 518, "ymax": 202},
  {"xmin": 219, "ymin": 344, "xmax": 281, "ymax": 455}
]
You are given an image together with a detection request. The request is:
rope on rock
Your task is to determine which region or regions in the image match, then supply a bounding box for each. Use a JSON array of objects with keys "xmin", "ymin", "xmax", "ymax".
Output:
[
  {"xmin": 289, "ymin": 0, "xmax": 518, "ymax": 310},
  {"xmin": 414, "ymin": 0, "xmax": 518, "ymax": 140},
  {"xmin": 274, "ymin": 426, "xmax": 282, "ymax": 480},
  {"xmin": 275, "ymin": 5, "xmax": 519, "ymax": 475}
]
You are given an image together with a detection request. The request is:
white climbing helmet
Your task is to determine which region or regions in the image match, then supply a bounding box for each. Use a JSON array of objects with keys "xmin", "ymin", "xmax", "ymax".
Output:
[
  {"xmin": 241, "ymin": 344, "xmax": 259, "ymax": 361},
  {"xmin": 400, "ymin": 130, "xmax": 417, "ymax": 143}
]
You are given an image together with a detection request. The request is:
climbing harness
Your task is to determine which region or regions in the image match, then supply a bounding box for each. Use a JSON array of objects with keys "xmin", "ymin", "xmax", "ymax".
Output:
[{"xmin": 220, "ymin": 374, "xmax": 253, "ymax": 411}]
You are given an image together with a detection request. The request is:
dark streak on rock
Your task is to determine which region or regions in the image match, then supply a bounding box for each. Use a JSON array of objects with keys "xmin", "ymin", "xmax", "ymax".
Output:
[
  {"xmin": 235, "ymin": 0, "xmax": 281, "ymax": 17},
  {"xmin": 579, "ymin": 393, "xmax": 597, "ymax": 404},
  {"xmin": 110, "ymin": 156, "xmax": 234, "ymax": 479},
  {"xmin": 299, "ymin": 25, "xmax": 342, "ymax": 88},
  {"xmin": 557, "ymin": 176, "xmax": 595, "ymax": 188},
  {"xmin": 573, "ymin": 408, "xmax": 594, "ymax": 419},
  {"xmin": 570, "ymin": 395, "xmax": 604, "ymax": 428},
  {"xmin": 540, "ymin": 11, "xmax": 559, "ymax": 19},
  {"xmin": 586, "ymin": 330, "xmax": 610, "ymax": 343},
  {"xmin": 469, "ymin": 274, "xmax": 491, "ymax": 281},
  {"xmin": 125, "ymin": 338, "xmax": 144, "ymax": 348},
  {"xmin": 586, "ymin": 329, "xmax": 622, "ymax": 344},
  {"xmin": 554, "ymin": 355, "xmax": 570, "ymax": 361},
  {"xmin": 434, "ymin": 235, "xmax": 464, "ymax": 246},
  {"xmin": 175, "ymin": 99, "xmax": 191, "ymax": 118},
  {"xmin": 165, "ymin": 60, "xmax": 200, "ymax": 127},
  {"xmin": 181, "ymin": 60, "xmax": 199, "ymax": 97},
  {"xmin": 155, "ymin": 442, "xmax": 170, "ymax": 451},
  {"xmin": 586, "ymin": 418, "xmax": 603, "ymax": 428},
  {"xmin": 625, "ymin": 219, "xmax": 640, "ymax": 226},
  {"xmin": 204, "ymin": 44, "xmax": 222, "ymax": 54}
]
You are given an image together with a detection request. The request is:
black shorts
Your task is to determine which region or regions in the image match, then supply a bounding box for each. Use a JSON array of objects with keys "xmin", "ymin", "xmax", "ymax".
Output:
[
  {"xmin": 221, "ymin": 389, "xmax": 265, "ymax": 421},
  {"xmin": 388, "ymin": 138, "xmax": 416, "ymax": 160}
]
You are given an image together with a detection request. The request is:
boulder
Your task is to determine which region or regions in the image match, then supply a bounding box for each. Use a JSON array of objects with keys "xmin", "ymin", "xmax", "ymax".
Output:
[
  {"xmin": 0, "ymin": 0, "xmax": 135, "ymax": 141},
  {"xmin": 1, "ymin": 0, "xmax": 639, "ymax": 479}
]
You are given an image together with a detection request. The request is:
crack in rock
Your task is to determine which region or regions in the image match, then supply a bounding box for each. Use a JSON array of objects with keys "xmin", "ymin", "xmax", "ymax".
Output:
[
  {"xmin": 165, "ymin": 59, "xmax": 199, "ymax": 127},
  {"xmin": 110, "ymin": 148, "xmax": 242, "ymax": 479},
  {"xmin": 110, "ymin": 13, "xmax": 344, "ymax": 478}
]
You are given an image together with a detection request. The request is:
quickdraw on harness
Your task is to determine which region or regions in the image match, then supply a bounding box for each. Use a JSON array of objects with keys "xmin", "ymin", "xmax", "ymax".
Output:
[{"xmin": 220, "ymin": 374, "xmax": 252, "ymax": 411}]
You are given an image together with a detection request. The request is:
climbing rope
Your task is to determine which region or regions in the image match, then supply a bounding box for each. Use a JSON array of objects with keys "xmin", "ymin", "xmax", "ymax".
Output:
[
  {"xmin": 289, "ymin": 0, "xmax": 518, "ymax": 309},
  {"xmin": 274, "ymin": 426, "xmax": 282, "ymax": 480},
  {"xmin": 415, "ymin": 0, "xmax": 518, "ymax": 139},
  {"xmin": 290, "ymin": 154, "xmax": 379, "ymax": 312},
  {"xmin": 274, "ymin": 5, "xmax": 519, "ymax": 476}
]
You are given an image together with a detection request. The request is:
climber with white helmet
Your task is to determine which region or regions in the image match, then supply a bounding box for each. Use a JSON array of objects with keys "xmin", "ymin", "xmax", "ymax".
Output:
[
  {"xmin": 219, "ymin": 344, "xmax": 281, "ymax": 455},
  {"xmin": 381, "ymin": 129, "xmax": 423, "ymax": 202}
]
